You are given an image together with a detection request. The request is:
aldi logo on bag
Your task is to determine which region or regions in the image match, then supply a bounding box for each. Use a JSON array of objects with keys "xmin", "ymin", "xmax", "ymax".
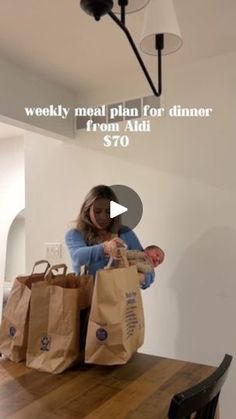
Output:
[
  {"xmin": 40, "ymin": 334, "xmax": 51, "ymax": 351},
  {"xmin": 8, "ymin": 326, "xmax": 17, "ymax": 339},
  {"xmin": 96, "ymin": 328, "xmax": 108, "ymax": 342}
]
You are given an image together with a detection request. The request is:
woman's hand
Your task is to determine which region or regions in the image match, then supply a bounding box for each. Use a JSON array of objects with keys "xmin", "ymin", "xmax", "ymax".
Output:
[{"xmin": 103, "ymin": 237, "xmax": 126, "ymax": 257}]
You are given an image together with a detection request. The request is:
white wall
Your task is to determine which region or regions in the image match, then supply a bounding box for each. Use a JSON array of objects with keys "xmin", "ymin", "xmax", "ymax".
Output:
[
  {"xmin": 0, "ymin": 136, "xmax": 25, "ymax": 316},
  {"xmin": 5, "ymin": 213, "xmax": 25, "ymax": 282},
  {"xmin": 24, "ymin": 51, "xmax": 236, "ymax": 418}
]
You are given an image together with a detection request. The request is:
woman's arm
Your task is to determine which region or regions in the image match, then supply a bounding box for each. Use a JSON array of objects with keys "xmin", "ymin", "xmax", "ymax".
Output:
[
  {"xmin": 120, "ymin": 227, "xmax": 143, "ymax": 251},
  {"xmin": 65, "ymin": 229, "xmax": 104, "ymax": 273}
]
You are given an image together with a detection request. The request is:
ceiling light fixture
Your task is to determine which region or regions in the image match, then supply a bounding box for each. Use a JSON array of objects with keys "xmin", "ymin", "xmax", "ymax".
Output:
[{"xmin": 80, "ymin": 0, "xmax": 182, "ymax": 97}]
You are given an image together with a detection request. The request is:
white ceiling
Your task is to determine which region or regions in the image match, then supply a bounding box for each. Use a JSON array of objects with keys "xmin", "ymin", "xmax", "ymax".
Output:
[{"xmin": 0, "ymin": 0, "xmax": 235, "ymax": 99}]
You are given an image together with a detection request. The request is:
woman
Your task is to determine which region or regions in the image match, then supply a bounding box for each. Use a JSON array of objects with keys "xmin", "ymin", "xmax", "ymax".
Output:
[{"xmin": 65, "ymin": 185, "xmax": 155, "ymax": 289}]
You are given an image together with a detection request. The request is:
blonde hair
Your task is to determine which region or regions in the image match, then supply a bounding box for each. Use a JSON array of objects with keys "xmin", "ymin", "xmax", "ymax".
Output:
[{"xmin": 76, "ymin": 185, "xmax": 121, "ymax": 244}]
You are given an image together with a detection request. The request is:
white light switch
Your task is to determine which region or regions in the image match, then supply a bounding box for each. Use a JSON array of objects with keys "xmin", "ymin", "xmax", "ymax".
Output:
[{"xmin": 45, "ymin": 243, "xmax": 62, "ymax": 259}]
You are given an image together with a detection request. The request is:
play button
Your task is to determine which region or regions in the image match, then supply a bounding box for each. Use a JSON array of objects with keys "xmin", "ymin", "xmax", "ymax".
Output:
[
  {"xmin": 110, "ymin": 201, "xmax": 128, "ymax": 218},
  {"xmin": 109, "ymin": 184, "xmax": 143, "ymax": 230}
]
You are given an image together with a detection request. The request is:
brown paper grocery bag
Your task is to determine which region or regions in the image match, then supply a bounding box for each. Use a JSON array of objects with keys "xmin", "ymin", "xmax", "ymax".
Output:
[
  {"xmin": 85, "ymin": 257, "xmax": 145, "ymax": 365},
  {"xmin": 26, "ymin": 264, "xmax": 93, "ymax": 374},
  {"xmin": 0, "ymin": 260, "xmax": 50, "ymax": 362}
]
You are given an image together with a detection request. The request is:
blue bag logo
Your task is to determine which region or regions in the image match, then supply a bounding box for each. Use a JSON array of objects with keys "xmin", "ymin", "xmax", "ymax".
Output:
[
  {"xmin": 96, "ymin": 328, "xmax": 108, "ymax": 342},
  {"xmin": 9, "ymin": 326, "xmax": 16, "ymax": 338},
  {"xmin": 40, "ymin": 335, "xmax": 51, "ymax": 351}
]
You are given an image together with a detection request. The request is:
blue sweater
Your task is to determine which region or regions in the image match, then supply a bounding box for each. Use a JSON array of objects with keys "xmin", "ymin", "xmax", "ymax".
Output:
[{"xmin": 65, "ymin": 227, "xmax": 155, "ymax": 289}]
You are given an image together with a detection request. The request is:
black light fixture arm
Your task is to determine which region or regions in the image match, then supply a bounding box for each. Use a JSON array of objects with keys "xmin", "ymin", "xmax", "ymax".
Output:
[
  {"xmin": 120, "ymin": 0, "xmax": 126, "ymax": 25},
  {"xmin": 108, "ymin": 10, "xmax": 162, "ymax": 97},
  {"xmin": 80, "ymin": 0, "xmax": 163, "ymax": 96}
]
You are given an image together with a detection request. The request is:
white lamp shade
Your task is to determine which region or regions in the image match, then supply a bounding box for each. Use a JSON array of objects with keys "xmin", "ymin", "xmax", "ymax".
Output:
[
  {"xmin": 140, "ymin": 0, "xmax": 182, "ymax": 55},
  {"xmin": 112, "ymin": 0, "xmax": 150, "ymax": 14}
]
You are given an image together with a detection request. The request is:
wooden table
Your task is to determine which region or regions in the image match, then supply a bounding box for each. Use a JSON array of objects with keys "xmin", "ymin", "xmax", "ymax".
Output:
[{"xmin": 0, "ymin": 353, "xmax": 217, "ymax": 419}]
